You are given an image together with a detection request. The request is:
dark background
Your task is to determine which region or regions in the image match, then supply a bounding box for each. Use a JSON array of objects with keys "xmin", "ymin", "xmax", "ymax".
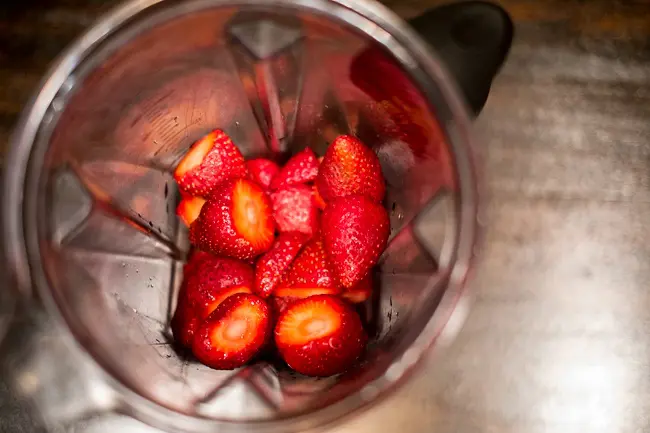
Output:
[{"xmin": 1, "ymin": 0, "xmax": 650, "ymax": 432}]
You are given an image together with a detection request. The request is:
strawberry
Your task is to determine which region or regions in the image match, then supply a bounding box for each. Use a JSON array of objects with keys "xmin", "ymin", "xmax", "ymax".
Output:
[
  {"xmin": 270, "ymin": 185, "xmax": 319, "ymax": 236},
  {"xmin": 171, "ymin": 294, "xmax": 200, "ymax": 349},
  {"xmin": 313, "ymin": 184, "xmax": 327, "ymax": 210},
  {"xmin": 254, "ymin": 232, "xmax": 309, "ymax": 298},
  {"xmin": 174, "ymin": 129, "xmax": 247, "ymax": 197},
  {"xmin": 275, "ymin": 236, "xmax": 341, "ymax": 295},
  {"xmin": 176, "ymin": 195, "xmax": 206, "ymax": 227},
  {"xmin": 192, "ymin": 293, "xmax": 272, "ymax": 370},
  {"xmin": 190, "ymin": 178, "xmax": 275, "ymax": 260},
  {"xmin": 341, "ymin": 275, "xmax": 373, "ymax": 304},
  {"xmin": 321, "ymin": 195, "xmax": 389, "ymax": 288},
  {"xmin": 316, "ymin": 135, "xmax": 385, "ymax": 203},
  {"xmin": 182, "ymin": 253, "xmax": 254, "ymax": 320},
  {"xmin": 247, "ymin": 158, "xmax": 280, "ymax": 190},
  {"xmin": 274, "ymin": 295, "xmax": 367, "ymax": 376},
  {"xmin": 269, "ymin": 147, "xmax": 319, "ymax": 190}
]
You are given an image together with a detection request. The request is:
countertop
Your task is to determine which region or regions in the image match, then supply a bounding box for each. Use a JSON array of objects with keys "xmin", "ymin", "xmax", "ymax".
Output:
[{"xmin": 1, "ymin": 0, "xmax": 650, "ymax": 432}]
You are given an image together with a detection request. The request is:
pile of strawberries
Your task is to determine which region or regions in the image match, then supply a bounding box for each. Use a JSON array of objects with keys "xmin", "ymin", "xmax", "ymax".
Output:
[{"xmin": 171, "ymin": 129, "xmax": 389, "ymax": 377}]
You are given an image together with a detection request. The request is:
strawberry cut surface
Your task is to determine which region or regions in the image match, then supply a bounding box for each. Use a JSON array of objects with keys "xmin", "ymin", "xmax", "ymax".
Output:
[
  {"xmin": 176, "ymin": 195, "xmax": 206, "ymax": 227},
  {"xmin": 274, "ymin": 295, "xmax": 367, "ymax": 376},
  {"xmin": 190, "ymin": 178, "xmax": 275, "ymax": 260},
  {"xmin": 174, "ymin": 129, "xmax": 247, "ymax": 197},
  {"xmin": 192, "ymin": 293, "xmax": 271, "ymax": 370}
]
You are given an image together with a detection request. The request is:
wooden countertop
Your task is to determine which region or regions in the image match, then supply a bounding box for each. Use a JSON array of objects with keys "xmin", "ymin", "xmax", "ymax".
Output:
[{"xmin": 1, "ymin": 0, "xmax": 650, "ymax": 432}]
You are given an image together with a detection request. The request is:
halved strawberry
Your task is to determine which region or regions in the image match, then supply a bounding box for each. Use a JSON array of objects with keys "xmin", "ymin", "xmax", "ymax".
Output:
[
  {"xmin": 192, "ymin": 293, "xmax": 272, "ymax": 370},
  {"xmin": 182, "ymin": 254, "xmax": 254, "ymax": 319},
  {"xmin": 316, "ymin": 135, "xmax": 385, "ymax": 203},
  {"xmin": 274, "ymin": 286, "xmax": 340, "ymax": 298},
  {"xmin": 276, "ymin": 236, "xmax": 341, "ymax": 294},
  {"xmin": 313, "ymin": 184, "xmax": 327, "ymax": 210},
  {"xmin": 274, "ymin": 295, "xmax": 367, "ymax": 376},
  {"xmin": 269, "ymin": 147, "xmax": 319, "ymax": 190},
  {"xmin": 190, "ymin": 178, "xmax": 275, "ymax": 260},
  {"xmin": 341, "ymin": 274, "xmax": 373, "ymax": 304},
  {"xmin": 247, "ymin": 158, "xmax": 280, "ymax": 190},
  {"xmin": 270, "ymin": 185, "xmax": 319, "ymax": 236},
  {"xmin": 254, "ymin": 232, "xmax": 309, "ymax": 298},
  {"xmin": 171, "ymin": 293, "xmax": 200, "ymax": 349},
  {"xmin": 174, "ymin": 129, "xmax": 247, "ymax": 197},
  {"xmin": 176, "ymin": 195, "xmax": 206, "ymax": 227},
  {"xmin": 321, "ymin": 195, "xmax": 389, "ymax": 288}
]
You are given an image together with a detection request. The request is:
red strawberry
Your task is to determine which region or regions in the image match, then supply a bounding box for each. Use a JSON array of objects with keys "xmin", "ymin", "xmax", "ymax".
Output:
[
  {"xmin": 182, "ymin": 253, "xmax": 254, "ymax": 320},
  {"xmin": 269, "ymin": 147, "xmax": 319, "ymax": 190},
  {"xmin": 341, "ymin": 275, "xmax": 373, "ymax": 304},
  {"xmin": 274, "ymin": 286, "xmax": 340, "ymax": 298},
  {"xmin": 270, "ymin": 185, "xmax": 319, "ymax": 236},
  {"xmin": 274, "ymin": 295, "xmax": 367, "ymax": 376},
  {"xmin": 254, "ymin": 232, "xmax": 309, "ymax": 298},
  {"xmin": 192, "ymin": 293, "xmax": 272, "ymax": 370},
  {"xmin": 171, "ymin": 294, "xmax": 200, "ymax": 349},
  {"xmin": 190, "ymin": 178, "xmax": 275, "ymax": 260},
  {"xmin": 174, "ymin": 129, "xmax": 247, "ymax": 197},
  {"xmin": 313, "ymin": 184, "xmax": 327, "ymax": 210},
  {"xmin": 321, "ymin": 195, "xmax": 389, "ymax": 288},
  {"xmin": 276, "ymin": 236, "xmax": 341, "ymax": 294},
  {"xmin": 316, "ymin": 135, "xmax": 385, "ymax": 203},
  {"xmin": 176, "ymin": 195, "xmax": 206, "ymax": 227},
  {"xmin": 247, "ymin": 158, "xmax": 280, "ymax": 190}
]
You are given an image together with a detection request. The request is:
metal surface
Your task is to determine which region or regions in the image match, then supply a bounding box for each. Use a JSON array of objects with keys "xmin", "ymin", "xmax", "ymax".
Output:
[
  {"xmin": 1, "ymin": 0, "xmax": 478, "ymax": 432},
  {"xmin": 3, "ymin": 0, "xmax": 649, "ymax": 432}
]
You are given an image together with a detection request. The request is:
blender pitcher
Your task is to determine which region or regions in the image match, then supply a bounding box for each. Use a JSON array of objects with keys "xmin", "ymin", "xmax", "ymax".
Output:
[{"xmin": 1, "ymin": 0, "xmax": 512, "ymax": 431}]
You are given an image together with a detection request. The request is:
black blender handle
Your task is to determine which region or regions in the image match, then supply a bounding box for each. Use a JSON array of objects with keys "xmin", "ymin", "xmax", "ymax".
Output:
[{"xmin": 408, "ymin": 1, "xmax": 514, "ymax": 116}]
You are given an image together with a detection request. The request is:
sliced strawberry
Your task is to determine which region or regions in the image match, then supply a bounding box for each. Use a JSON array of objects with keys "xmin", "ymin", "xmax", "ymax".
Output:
[
  {"xmin": 321, "ymin": 195, "xmax": 389, "ymax": 288},
  {"xmin": 174, "ymin": 129, "xmax": 247, "ymax": 197},
  {"xmin": 254, "ymin": 232, "xmax": 309, "ymax": 298},
  {"xmin": 316, "ymin": 135, "xmax": 385, "ymax": 203},
  {"xmin": 171, "ymin": 293, "xmax": 200, "ymax": 349},
  {"xmin": 313, "ymin": 184, "xmax": 327, "ymax": 210},
  {"xmin": 192, "ymin": 293, "xmax": 272, "ymax": 370},
  {"xmin": 270, "ymin": 185, "xmax": 319, "ymax": 236},
  {"xmin": 182, "ymin": 253, "xmax": 255, "ymax": 319},
  {"xmin": 274, "ymin": 295, "xmax": 367, "ymax": 376},
  {"xmin": 274, "ymin": 286, "xmax": 340, "ymax": 298},
  {"xmin": 190, "ymin": 178, "xmax": 275, "ymax": 260},
  {"xmin": 277, "ymin": 236, "xmax": 340, "ymax": 292},
  {"xmin": 269, "ymin": 147, "xmax": 319, "ymax": 190},
  {"xmin": 341, "ymin": 275, "xmax": 373, "ymax": 304},
  {"xmin": 176, "ymin": 195, "xmax": 206, "ymax": 227},
  {"xmin": 247, "ymin": 158, "xmax": 280, "ymax": 190}
]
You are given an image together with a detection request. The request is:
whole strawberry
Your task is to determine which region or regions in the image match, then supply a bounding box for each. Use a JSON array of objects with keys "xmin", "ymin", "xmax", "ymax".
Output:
[
  {"xmin": 321, "ymin": 195, "xmax": 389, "ymax": 288},
  {"xmin": 316, "ymin": 135, "xmax": 385, "ymax": 203},
  {"xmin": 174, "ymin": 129, "xmax": 247, "ymax": 197},
  {"xmin": 190, "ymin": 178, "xmax": 275, "ymax": 260}
]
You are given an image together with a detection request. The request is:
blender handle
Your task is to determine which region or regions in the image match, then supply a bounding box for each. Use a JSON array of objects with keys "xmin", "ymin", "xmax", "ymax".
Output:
[{"xmin": 407, "ymin": 1, "xmax": 514, "ymax": 116}]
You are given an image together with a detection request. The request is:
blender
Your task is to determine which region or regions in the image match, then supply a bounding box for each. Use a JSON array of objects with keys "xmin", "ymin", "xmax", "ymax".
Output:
[{"xmin": 0, "ymin": 0, "xmax": 512, "ymax": 431}]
